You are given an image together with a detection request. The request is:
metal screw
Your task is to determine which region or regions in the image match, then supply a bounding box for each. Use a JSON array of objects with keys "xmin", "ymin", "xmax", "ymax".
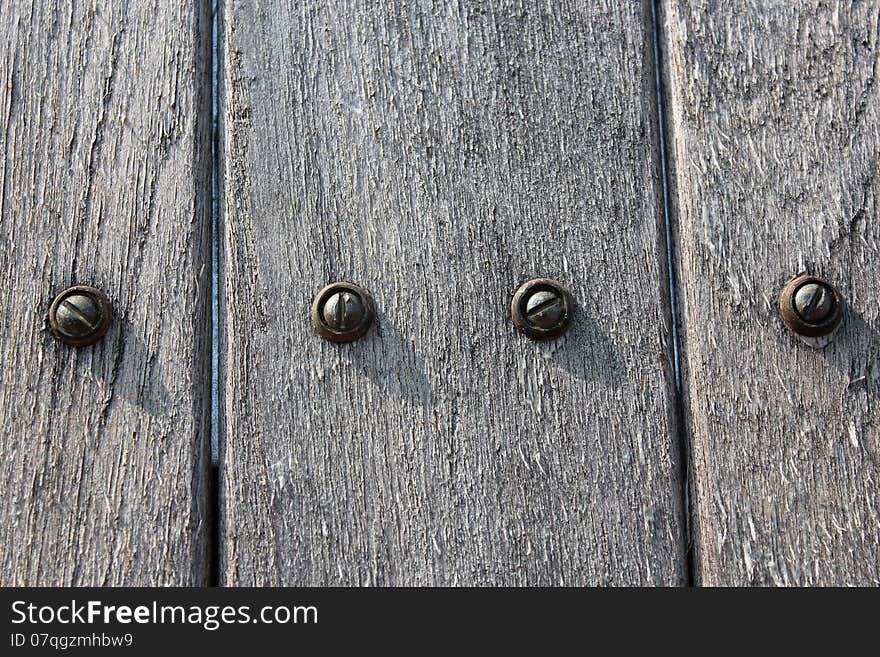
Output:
[
  {"xmin": 793, "ymin": 282, "xmax": 833, "ymax": 324},
  {"xmin": 779, "ymin": 274, "xmax": 843, "ymax": 346},
  {"xmin": 311, "ymin": 282, "xmax": 374, "ymax": 343},
  {"xmin": 48, "ymin": 285, "xmax": 113, "ymax": 347},
  {"xmin": 322, "ymin": 291, "xmax": 366, "ymax": 332},
  {"xmin": 525, "ymin": 290, "xmax": 565, "ymax": 330},
  {"xmin": 511, "ymin": 278, "xmax": 574, "ymax": 340}
]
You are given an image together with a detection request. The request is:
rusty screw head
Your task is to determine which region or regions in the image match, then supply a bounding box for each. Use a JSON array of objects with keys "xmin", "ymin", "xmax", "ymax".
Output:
[
  {"xmin": 779, "ymin": 274, "xmax": 843, "ymax": 344},
  {"xmin": 511, "ymin": 278, "xmax": 574, "ymax": 340},
  {"xmin": 48, "ymin": 285, "xmax": 113, "ymax": 347},
  {"xmin": 311, "ymin": 282, "xmax": 374, "ymax": 343}
]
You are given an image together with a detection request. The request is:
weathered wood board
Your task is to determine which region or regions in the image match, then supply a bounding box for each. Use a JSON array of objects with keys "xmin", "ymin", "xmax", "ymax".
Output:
[
  {"xmin": 662, "ymin": 1, "xmax": 880, "ymax": 584},
  {"xmin": 0, "ymin": 1, "xmax": 213, "ymax": 584},
  {"xmin": 220, "ymin": 0, "xmax": 686, "ymax": 585}
]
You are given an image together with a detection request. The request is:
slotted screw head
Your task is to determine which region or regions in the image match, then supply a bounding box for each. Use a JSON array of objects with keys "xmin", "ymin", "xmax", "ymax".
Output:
[
  {"xmin": 511, "ymin": 278, "xmax": 574, "ymax": 340},
  {"xmin": 525, "ymin": 289, "xmax": 565, "ymax": 330},
  {"xmin": 311, "ymin": 282, "xmax": 374, "ymax": 343},
  {"xmin": 793, "ymin": 282, "xmax": 833, "ymax": 324},
  {"xmin": 779, "ymin": 274, "xmax": 843, "ymax": 343},
  {"xmin": 48, "ymin": 285, "xmax": 113, "ymax": 346},
  {"xmin": 322, "ymin": 291, "xmax": 366, "ymax": 332}
]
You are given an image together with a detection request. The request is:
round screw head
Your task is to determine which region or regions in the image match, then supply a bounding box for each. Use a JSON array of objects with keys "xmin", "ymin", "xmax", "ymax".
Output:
[
  {"xmin": 524, "ymin": 289, "xmax": 565, "ymax": 330},
  {"xmin": 793, "ymin": 282, "xmax": 834, "ymax": 324},
  {"xmin": 511, "ymin": 278, "xmax": 574, "ymax": 340},
  {"xmin": 48, "ymin": 285, "xmax": 113, "ymax": 347},
  {"xmin": 311, "ymin": 282, "xmax": 374, "ymax": 343},
  {"xmin": 779, "ymin": 274, "xmax": 843, "ymax": 344},
  {"xmin": 322, "ymin": 291, "xmax": 366, "ymax": 332}
]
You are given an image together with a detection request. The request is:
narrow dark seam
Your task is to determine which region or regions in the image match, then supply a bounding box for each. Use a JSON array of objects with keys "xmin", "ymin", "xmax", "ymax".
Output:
[{"xmin": 650, "ymin": 0, "xmax": 695, "ymax": 587}]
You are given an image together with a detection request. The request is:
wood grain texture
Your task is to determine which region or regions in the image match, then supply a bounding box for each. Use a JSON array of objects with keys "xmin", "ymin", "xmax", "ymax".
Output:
[
  {"xmin": 0, "ymin": 0, "xmax": 213, "ymax": 584},
  {"xmin": 220, "ymin": 0, "xmax": 686, "ymax": 585},
  {"xmin": 662, "ymin": 1, "xmax": 880, "ymax": 585}
]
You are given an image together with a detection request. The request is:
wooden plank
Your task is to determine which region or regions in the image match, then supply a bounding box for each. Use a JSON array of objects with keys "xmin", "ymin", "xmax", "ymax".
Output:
[
  {"xmin": 662, "ymin": 1, "xmax": 880, "ymax": 585},
  {"xmin": 219, "ymin": 0, "xmax": 686, "ymax": 585},
  {"xmin": 0, "ymin": 1, "xmax": 213, "ymax": 584}
]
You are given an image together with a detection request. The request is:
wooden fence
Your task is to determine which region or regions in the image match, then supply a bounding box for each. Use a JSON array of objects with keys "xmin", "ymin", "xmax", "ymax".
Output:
[{"xmin": 1, "ymin": 0, "xmax": 877, "ymax": 586}]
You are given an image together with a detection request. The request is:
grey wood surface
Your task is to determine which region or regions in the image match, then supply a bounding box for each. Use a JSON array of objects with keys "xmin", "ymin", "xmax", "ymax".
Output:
[
  {"xmin": 662, "ymin": 1, "xmax": 880, "ymax": 585},
  {"xmin": 219, "ymin": 0, "xmax": 686, "ymax": 585},
  {"xmin": 0, "ymin": 0, "xmax": 213, "ymax": 584}
]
